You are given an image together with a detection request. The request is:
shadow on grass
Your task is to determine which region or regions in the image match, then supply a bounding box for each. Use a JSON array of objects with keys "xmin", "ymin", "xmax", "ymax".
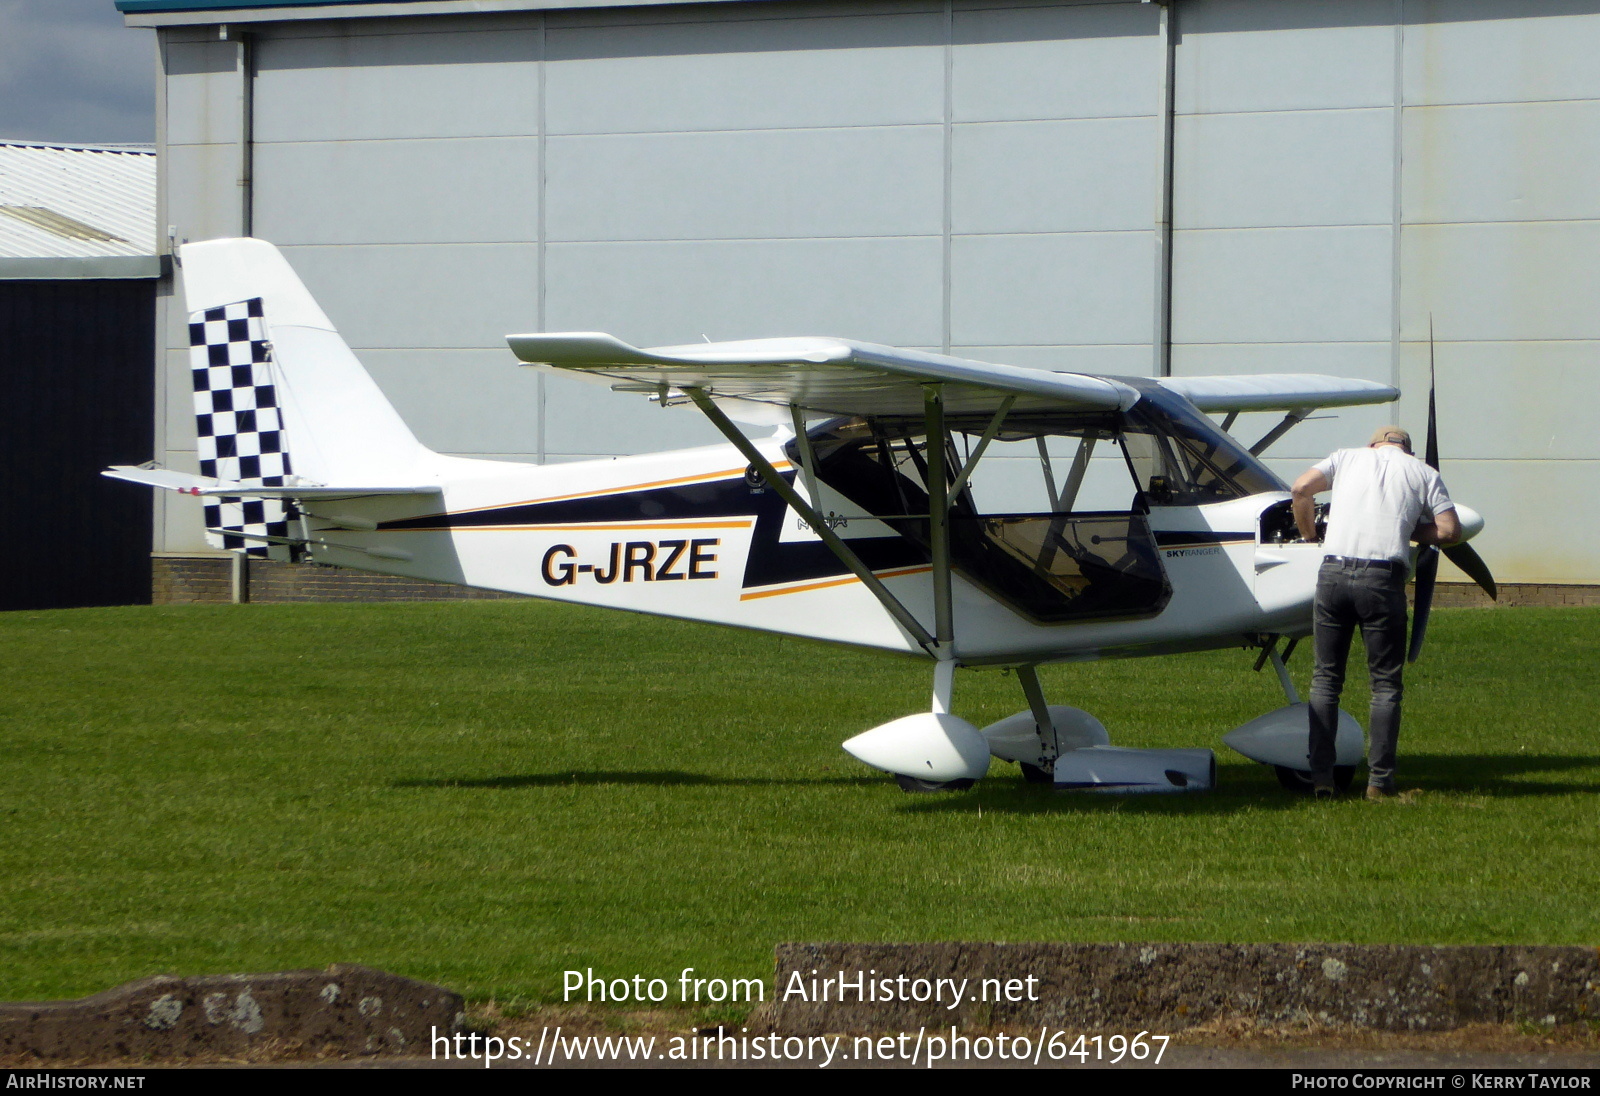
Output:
[
  {"xmin": 396, "ymin": 753, "xmax": 1599, "ymax": 804},
  {"xmin": 1395, "ymin": 752, "xmax": 1600, "ymax": 797},
  {"xmin": 395, "ymin": 770, "xmax": 882, "ymax": 790},
  {"xmin": 899, "ymin": 752, "xmax": 1600, "ymax": 816}
]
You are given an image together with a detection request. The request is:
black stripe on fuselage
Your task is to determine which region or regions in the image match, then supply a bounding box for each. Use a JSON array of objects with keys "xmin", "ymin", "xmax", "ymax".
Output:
[
  {"xmin": 376, "ymin": 472, "xmax": 927, "ymax": 590},
  {"xmin": 1152, "ymin": 530, "xmax": 1254, "ymax": 548}
]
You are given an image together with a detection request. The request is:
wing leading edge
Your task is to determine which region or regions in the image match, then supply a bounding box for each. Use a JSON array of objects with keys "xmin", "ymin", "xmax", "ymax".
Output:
[
  {"xmin": 509, "ymin": 334, "xmax": 1399, "ymax": 419},
  {"xmin": 1156, "ymin": 374, "xmax": 1399, "ymax": 413},
  {"xmin": 506, "ymin": 333, "xmax": 1141, "ymax": 418}
]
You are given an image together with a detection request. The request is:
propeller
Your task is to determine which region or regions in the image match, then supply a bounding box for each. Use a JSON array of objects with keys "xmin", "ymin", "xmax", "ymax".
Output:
[
  {"xmin": 1442, "ymin": 540, "xmax": 1497, "ymax": 600},
  {"xmin": 1407, "ymin": 325, "xmax": 1497, "ymax": 664}
]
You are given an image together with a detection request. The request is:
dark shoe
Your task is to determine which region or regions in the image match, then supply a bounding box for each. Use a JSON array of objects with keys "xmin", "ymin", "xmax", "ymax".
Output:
[
  {"xmin": 1365, "ymin": 785, "xmax": 1395, "ymax": 802},
  {"xmin": 1313, "ymin": 780, "xmax": 1337, "ymax": 800}
]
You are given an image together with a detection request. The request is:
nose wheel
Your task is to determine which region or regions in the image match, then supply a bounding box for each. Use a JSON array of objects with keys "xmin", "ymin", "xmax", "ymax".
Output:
[
  {"xmin": 1274, "ymin": 765, "xmax": 1356, "ymax": 794},
  {"xmin": 895, "ymin": 775, "xmax": 978, "ymax": 793}
]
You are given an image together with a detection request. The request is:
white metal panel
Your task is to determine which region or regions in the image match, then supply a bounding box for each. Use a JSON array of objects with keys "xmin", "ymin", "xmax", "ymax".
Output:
[
  {"xmin": 163, "ymin": 38, "xmax": 241, "ymax": 147},
  {"xmin": 1400, "ymin": 221, "xmax": 1600, "ymax": 343},
  {"xmin": 543, "ymin": 236, "xmax": 944, "ymax": 348},
  {"xmin": 252, "ymin": 138, "xmax": 539, "ymax": 245},
  {"xmin": 1175, "ymin": 0, "xmax": 1396, "ymax": 114},
  {"xmin": 950, "ymin": 231, "xmax": 1156, "ymax": 347},
  {"xmin": 1391, "ymin": 340, "xmax": 1600, "ymax": 461},
  {"xmin": 161, "ymin": 348, "xmax": 197, "ymax": 453},
  {"xmin": 358, "ymin": 348, "xmax": 544, "ymax": 456},
  {"xmin": 1402, "ymin": 101, "xmax": 1600, "ymax": 226},
  {"xmin": 1402, "ymin": 5, "xmax": 1600, "ymax": 106},
  {"xmin": 276, "ymin": 242, "xmax": 539, "ymax": 349},
  {"xmin": 158, "ymin": 449, "xmax": 212, "ymax": 553},
  {"xmin": 1171, "ymin": 340, "xmax": 1393, "ymax": 382},
  {"xmin": 1174, "ymin": 108, "xmax": 1394, "ymax": 229},
  {"xmin": 545, "ymin": 11, "xmax": 945, "ymax": 134},
  {"xmin": 545, "ymin": 126, "xmax": 943, "ymax": 242},
  {"xmin": 253, "ymin": 29, "xmax": 542, "ymax": 142},
  {"xmin": 951, "ymin": 116, "xmax": 1160, "ymax": 235},
  {"xmin": 952, "ymin": 2, "xmax": 1162, "ymax": 123},
  {"xmin": 1172, "ymin": 225, "xmax": 1394, "ymax": 343},
  {"xmin": 164, "ymin": 142, "xmax": 247, "ymax": 242},
  {"xmin": 542, "ymin": 380, "xmax": 729, "ymax": 456},
  {"xmin": 1418, "ymin": 459, "xmax": 1598, "ymax": 585}
]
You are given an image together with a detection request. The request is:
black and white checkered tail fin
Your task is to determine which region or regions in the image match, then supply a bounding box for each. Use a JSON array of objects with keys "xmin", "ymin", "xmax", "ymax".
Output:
[
  {"xmin": 190, "ymin": 297, "xmax": 297, "ymax": 560},
  {"xmin": 179, "ymin": 238, "xmax": 427, "ymax": 495}
]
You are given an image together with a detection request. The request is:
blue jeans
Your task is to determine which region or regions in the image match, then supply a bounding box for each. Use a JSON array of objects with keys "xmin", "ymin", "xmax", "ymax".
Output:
[{"xmin": 1309, "ymin": 557, "xmax": 1407, "ymax": 790}]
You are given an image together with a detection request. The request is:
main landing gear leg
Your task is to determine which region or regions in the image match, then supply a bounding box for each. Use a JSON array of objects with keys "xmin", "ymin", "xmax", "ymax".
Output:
[
  {"xmin": 1016, "ymin": 666, "xmax": 1058, "ymax": 785},
  {"xmin": 890, "ymin": 659, "xmax": 982, "ymax": 792}
]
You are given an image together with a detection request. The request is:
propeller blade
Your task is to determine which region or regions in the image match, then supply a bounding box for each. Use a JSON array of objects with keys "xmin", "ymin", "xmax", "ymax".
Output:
[
  {"xmin": 1422, "ymin": 325, "xmax": 1498, "ymax": 607},
  {"xmin": 1408, "ymin": 545, "xmax": 1440, "ymax": 664},
  {"xmin": 1442, "ymin": 541, "xmax": 1498, "ymax": 601}
]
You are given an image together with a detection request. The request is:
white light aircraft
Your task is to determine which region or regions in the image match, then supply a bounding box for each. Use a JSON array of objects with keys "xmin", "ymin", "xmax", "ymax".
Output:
[{"xmin": 108, "ymin": 239, "xmax": 1496, "ymax": 794}]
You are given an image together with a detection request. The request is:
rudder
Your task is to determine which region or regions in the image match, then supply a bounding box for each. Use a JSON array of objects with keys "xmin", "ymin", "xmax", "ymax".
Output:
[{"xmin": 178, "ymin": 238, "xmax": 430, "ymax": 556}]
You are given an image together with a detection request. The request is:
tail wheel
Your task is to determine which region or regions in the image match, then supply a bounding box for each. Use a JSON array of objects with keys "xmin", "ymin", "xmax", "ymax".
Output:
[{"xmin": 1274, "ymin": 765, "xmax": 1356, "ymax": 795}]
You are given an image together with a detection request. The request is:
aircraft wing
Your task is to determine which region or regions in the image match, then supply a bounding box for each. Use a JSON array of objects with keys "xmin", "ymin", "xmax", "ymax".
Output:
[
  {"xmin": 506, "ymin": 333, "xmax": 1141, "ymax": 418},
  {"xmin": 1156, "ymin": 374, "xmax": 1399, "ymax": 413}
]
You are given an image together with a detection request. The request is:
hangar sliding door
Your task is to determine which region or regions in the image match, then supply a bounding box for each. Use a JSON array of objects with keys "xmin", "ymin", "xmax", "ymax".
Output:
[
  {"xmin": 231, "ymin": 1, "xmax": 1170, "ymax": 471},
  {"xmin": 0, "ymin": 280, "xmax": 154, "ymax": 609}
]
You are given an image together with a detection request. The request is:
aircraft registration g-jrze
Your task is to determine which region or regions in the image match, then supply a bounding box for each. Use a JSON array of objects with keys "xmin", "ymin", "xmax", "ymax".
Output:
[{"xmin": 108, "ymin": 238, "xmax": 1495, "ymax": 795}]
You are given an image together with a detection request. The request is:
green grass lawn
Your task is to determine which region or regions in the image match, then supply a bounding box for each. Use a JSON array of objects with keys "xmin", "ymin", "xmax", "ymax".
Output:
[{"xmin": 0, "ymin": 600, "xmax": 1595, "ymax": 1005}]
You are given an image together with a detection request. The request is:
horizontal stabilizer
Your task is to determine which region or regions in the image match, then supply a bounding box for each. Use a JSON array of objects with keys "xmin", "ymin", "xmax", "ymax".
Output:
[
  {"xmin": 1157, "ymin": 374, "xmax": 1398, "ymax": 413},
  {"xmin": 103, "ymin": 466, "xmax": 438, "ymax": 500}
]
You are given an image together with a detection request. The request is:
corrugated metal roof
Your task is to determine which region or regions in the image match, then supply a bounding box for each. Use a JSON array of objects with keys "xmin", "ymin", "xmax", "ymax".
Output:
[{"xmin": 0, "ymin": 141, "xmax": 156, "ymax": 262}]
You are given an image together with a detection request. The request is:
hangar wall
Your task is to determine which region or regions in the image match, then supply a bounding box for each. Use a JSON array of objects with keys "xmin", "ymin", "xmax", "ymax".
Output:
[{"xmin": 138, "ymin": 0, "xmax": 1599, "ymax": 585}]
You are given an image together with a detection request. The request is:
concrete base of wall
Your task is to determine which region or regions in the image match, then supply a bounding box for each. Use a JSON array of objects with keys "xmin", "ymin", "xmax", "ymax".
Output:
[
  {"xmin": 152, "ymin": 554, "xmax": 525, "ymax": 605},
  {"xmin": 0, "ymin": 964, "xmax": 462, "ymax": 1060},
  {"xmin": 1429, "ymin": 582, "xmax": 1600, "ymax": 608},
  {"xmin": 151, "ymin": 555, "xmax": 1598, "ymax": 608},
  {"xmin": 755, "ymin": 943, "xmax": 1600, "ymax": 1034}
]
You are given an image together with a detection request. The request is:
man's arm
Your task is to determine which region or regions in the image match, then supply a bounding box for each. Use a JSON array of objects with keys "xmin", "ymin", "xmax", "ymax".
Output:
[
  {"xmin": 1291, "ymin": 468, "xmax": 1330, "ymax": 543},
  {"xmin": 1413, "ymin": 507, "xmax": 1462, "ymax": 547}
]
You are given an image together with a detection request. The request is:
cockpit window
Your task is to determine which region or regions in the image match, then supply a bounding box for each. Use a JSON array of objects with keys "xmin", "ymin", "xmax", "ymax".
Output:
[
  {"xmin": 792, "ymin": 389, "xmax": 1278, "ymax": 624},
  {"xmin": 1119, "ymin": 381, "xmax": 1287, "ymax": 505},
  {"xmin": 797, "ymin": 414, "xmax": 1171, "ymax": 624}
]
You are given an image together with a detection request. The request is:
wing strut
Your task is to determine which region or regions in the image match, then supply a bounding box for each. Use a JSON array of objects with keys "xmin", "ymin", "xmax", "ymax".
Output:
[
  {"xmin": 683, "ymin": 387, "xmax": 939, "ymax": 655},
  {"xmin": 1248, "ymin": 408, "xmax": 1312, "ymax": 456},
  {"xmin": 946, "ymin": 395, "xmax": 1015, "ymax": 502},
  {"xmin": 1036, "ymin": 438, "xmax": 1061, "ymax": 511},
  {"xmin": 1059, "ymin": 434, "xmax": 1098, "ymax": 513},
  {"xmin": 924, "ymin": 385, "xmax": 953, "ymax": 658},
  {"xmin": 788, "ymin": 403, "xmax": 825, "ymax": 507}
]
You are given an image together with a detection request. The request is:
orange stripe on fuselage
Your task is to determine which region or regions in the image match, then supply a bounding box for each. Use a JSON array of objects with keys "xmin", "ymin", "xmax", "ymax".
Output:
[{"xmin": 738, "ymin": 565, "xmax": 933, "ymax": 601}]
